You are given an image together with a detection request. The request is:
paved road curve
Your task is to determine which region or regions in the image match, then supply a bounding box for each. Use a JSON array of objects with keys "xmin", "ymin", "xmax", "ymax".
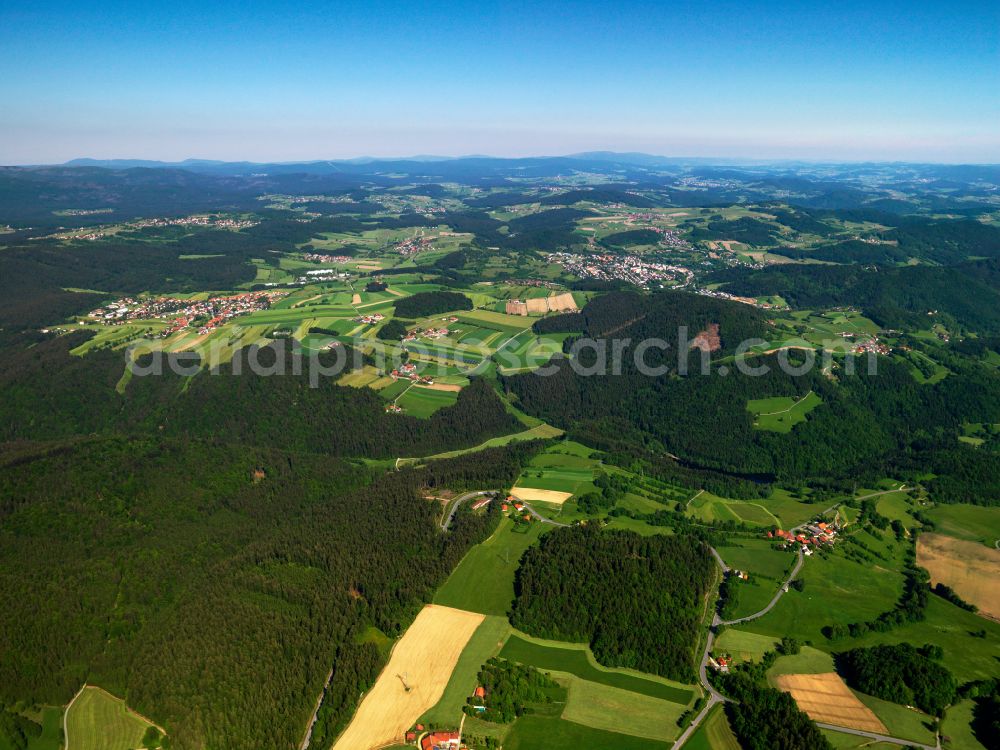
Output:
[
  {"xmin": 814, "ymin": 723, "xmax": 938, "ymax": 750},
  {"xmin": 440, "ymin": 490, "xmax": 570, "ymax": 531}
]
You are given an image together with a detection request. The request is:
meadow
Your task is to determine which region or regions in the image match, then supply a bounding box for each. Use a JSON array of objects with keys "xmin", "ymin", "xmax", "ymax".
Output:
[
  {"xmin": 433, "ymin": 518, "xmax": 549, "ymax": 616},
  {"xmin": 64, "ymin": 686, "xmax": 161, "ymax": 750},
  {"xmin": 499, "ymin": 634, "xmax": 695, "ymax": 704},
  {"xmin": 747, "ymin": 391, "xmax": 823, "ymax": 432},
  {"xmin": 684, "ymin": 704, "xmax": 741, "ymax": 750}
]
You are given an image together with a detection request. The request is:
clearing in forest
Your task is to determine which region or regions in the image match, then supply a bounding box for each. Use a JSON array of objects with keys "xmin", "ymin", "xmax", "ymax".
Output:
[
  {"xmin": 331, "ymin": 604, "xmax": 484, "ymax": 750},
  {"xmin": 64, "ymin": 685, "xmax": 163, "ymax": 750},
  {"xmin": 773, "ymin": 672, "xmax": 887, "ymax": 733},
  {"xmin": 917, "ymin": 533, "xmax": 1000, "ymax": 620}
]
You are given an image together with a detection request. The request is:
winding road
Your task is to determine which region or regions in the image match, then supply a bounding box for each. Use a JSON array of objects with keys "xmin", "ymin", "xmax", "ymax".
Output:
[
  {"xmin": 439, "ymin": 489, "xmax": 569, "ymax": 531},
  {"xmin": 675, "ymin": 488, "xmax": 935, "ymax": 750}
]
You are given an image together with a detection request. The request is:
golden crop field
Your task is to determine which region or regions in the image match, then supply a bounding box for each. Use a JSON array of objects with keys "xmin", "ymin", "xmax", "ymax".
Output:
[
  {"xmin": 918, "ymin": 533, "xmax": 1000, "ymax": 621},
  {"xmin": 331, "ymin": 605, "xmax": 484, "ymax": 750},
  {"xmin": 512, "ymin": 487, "xmax": 574, "ymax": 505},
  {"xmin": 774, "ymin": 673, "xmax": 887, "ymax": 733}
]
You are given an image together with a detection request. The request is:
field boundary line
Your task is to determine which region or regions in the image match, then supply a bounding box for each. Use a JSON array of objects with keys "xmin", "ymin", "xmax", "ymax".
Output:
[
  {"xmin": 757, "ymin": 390, "xmax": 813, "ymax": 416},
  {"xmin": 63, "ymin": 684, "xmax": 86, "ymax": 750}
]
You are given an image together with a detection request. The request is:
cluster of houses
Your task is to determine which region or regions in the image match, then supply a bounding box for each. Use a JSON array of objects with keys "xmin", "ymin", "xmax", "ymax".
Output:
[
  {"xmin": 355, "ymin": 313, "xmax": 385, "ymax": 325},
  {"xmin": 60, "ymin": 214, "xmax": 257, "ymax": 241},
  {"xmin": 767, "ymin": 520, "xmax": 839, "ymax": 553},
  {"xmin": 545, "ymin": 252, "xmax": 694, "ymax": 288},
  {"xmin": 395, "ymin": 235, "xmax": 432, "ymax": 256},
  {"xmin": 503, "ymin": 495, "xmax": 534, "ymax": 523},
  {"xmin": 403, "ymin": 726, "xmax": 462, "ymax": 749},
  {"xmin": 303, "ymin": 252, "xmax": 352, "ymax": 264},
  {"xmin": 87, "ymin": 291, "xmax": 283, "ymax": 335},
  {"xmin": 390, "ymin": 362, "xmax": 435, "ymax": 385},
  {"xmin": 402, "ymin": 321, "xmax": 457, "ymax": 342}
]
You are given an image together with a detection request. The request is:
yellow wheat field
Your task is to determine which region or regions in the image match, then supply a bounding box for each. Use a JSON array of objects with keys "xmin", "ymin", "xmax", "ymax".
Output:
[
  {"xmin": 774, "ymin": 673, "xmax": 887, "ymax": 733},
  {"xmin": 918, "ymin": 533, "xmax": 1000, "ymax": 621},
  {"xmin": 331, "ymin": 605, "xmax": 484, "ymax": 750},
  {"xmin": 512, "ymin": 487, "xmax": 574, "ymax": 505}
]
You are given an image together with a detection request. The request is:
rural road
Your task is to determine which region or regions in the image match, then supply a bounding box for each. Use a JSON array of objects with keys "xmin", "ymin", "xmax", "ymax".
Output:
[
  {"xmin": 440, "ymin": 490, "xmax": 570, "ymax": 531},
  {"xmin": 440, "ymin": 490, "xmax": 494, "ymax": 530},
  {"xmin": 814, "ymin": 723, "xmax": 938, "ymax": 750},
  {"xmin": 719, "ymin": 548, "xmax": 804, "ymax": 626},
  {"xmin": 676, "ymin": 489, "xmax": 925, "ymax": 749}
]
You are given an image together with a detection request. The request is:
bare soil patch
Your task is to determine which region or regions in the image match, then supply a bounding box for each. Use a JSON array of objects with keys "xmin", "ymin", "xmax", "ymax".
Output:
[{"xmin": 690, "ymin": 323, "xmax": 721, "ymax": 353}]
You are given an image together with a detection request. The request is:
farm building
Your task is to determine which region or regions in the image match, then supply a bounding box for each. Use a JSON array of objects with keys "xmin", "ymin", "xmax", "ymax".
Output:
[{"xmin": 420, "ymin": 731, "xmax": 461, "ymax": 750}]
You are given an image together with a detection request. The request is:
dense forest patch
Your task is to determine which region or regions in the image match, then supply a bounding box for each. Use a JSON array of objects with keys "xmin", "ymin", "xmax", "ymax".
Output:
[{"xmin": 509, "ymin": 524, "xmax": 714, "ymax": 681}]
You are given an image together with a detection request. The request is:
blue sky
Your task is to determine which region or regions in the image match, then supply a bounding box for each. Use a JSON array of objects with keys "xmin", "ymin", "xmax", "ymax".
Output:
[{"xmin": 1, "ymin": 0, "xmax": 998, "ymax": 163}]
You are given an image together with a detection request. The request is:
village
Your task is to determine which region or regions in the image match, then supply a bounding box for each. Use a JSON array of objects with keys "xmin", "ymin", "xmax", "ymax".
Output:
[
  {"xmin": 53, "ymin": 213, "xmax": 257, "ymax": 241},
  {"xmin": 86, "ymin": 290, "xmax": 284, "ymax": 335},
  {"xmin": 545, "ymin": 251, "xmax": 694, "ymax": 288}
]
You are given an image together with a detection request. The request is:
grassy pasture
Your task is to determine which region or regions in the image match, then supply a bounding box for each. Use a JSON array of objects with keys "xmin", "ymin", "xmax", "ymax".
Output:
[
  {"xmin": 504, "ymin": 714, "xmax": 671, "ymax": 750},
  {"xmin": 684, "ymin": 703, "xmax": 741, "ymax": 750},
  {"xmin": 560, "ymin": 676, "xmax": 684, "ymax": 741},
  {"xmin": 0, "ymin": 706, "xmax": 62, "ymax": 750},
  {"xmin": 854, "ymin": 691, "xmax": 938, "ymax": 746},
  {"xmin": 434, "ymin": 518, "xmax": 549, "ymax": 616},
  {"xmin": 688, "ymin": 494, "xmax": 779, "ymax": 527},
  {"xmin": 941, "ymin": 700, "xmax": 989, "ymax": 750},
  {"xmin": 395, "ymin": 385, "xmax": 459, "ymax": 417},
  {"xmin": 747, "ymin": 391, "xmax": 822, "ymax": 432},
  {"xmin": 64, "ymin": 686, "xmax": 160, "ymax": 750},
  {"xmin": 740, "ymin": 538, "xmax": 907, "ymax": 644},
  {"xmin": 500, "ymin": 634, "xmax": 695, "ymax": 705},
  {"xmin": 925, "ymin": 503, "xmax": 1000, "ymax": 547},
  {"xmin": 419, "ymin": 615, "xmax": 512, "ymax": 728},
  {"xmin": 714, "ymin": 628, "xmax": 778, "ymax": 664}
]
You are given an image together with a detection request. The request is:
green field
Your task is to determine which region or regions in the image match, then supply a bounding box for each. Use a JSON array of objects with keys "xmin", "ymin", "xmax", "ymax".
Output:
[
  {"xmin": 500, "ymin": 634, "xmax": 695, "ymax": 704},
  {"xmin": 0, "ymin": 706, "xmax": 63, "ymax": 750},
  {"xmin": 64, "ymin": 686, "xmax": 160, "ymax": 750},
  {"xmin": 760, "ymin": 487, "xmax": 825, "ymax": 528},
  {"xmin": 747, "ymin": 391, "xmax": 822, "ymax": 432},
  {"xmin": 410, "ymin": 423, "xmax": 563, "ymax": 462},
  {"xmin": 925, "ymin": 503, "xmax": 1000, "ymax": 547},
  {"xmin": 714, "ymin": 628, "xmax": 777, "ymax": 664},
  {"xmin": 765, "ymin": 646, "xmax": 835, "ymax": 677},
  {"xmin": 433, "ymin": 517, "xmax": 549, "ymax": 616},
  {"xmin": 395, "ymin": 385, "xmax": 459, "ymax": 417},
  {"xmin": 855, "ymin": 691, "xmax": 938, "ymax": 746},
  {"xmin": 504, "ymin": 714, "xmax": 671, "ymax": 750},
  {"xmin": 740, "ymin": 535, "xmax": 908, "ymax": 644},
  {"xmin": 941, "ymin": 700, "xmax": 989, "ymax": 750},
  {"xmin": 716, "ymin": 539, "xmax": 796, "ymax": 580},
  {"xmin": 688, "ymin": 493, "xmax": 779, "ymax": 527},
  {"xmin": 684, "ymin": 704, "xmax": 741, "ymax": 750},
  {"xmin": 560, "ymin": 676, "xmax": 684, "ymax": 742},
  {"xmin": 420, "ymin": 615, "xmax": 511, "ymax": 727}
]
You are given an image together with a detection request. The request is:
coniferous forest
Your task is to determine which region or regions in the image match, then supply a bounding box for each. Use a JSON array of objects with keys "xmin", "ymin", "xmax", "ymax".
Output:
[{"xmin": 510, "ymin": 524, "xmax": 715, "ymax": 681}]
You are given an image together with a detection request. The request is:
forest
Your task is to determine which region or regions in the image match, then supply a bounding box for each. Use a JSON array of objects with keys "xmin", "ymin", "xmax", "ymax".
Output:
[
  {"xmin": 0, "ymin": 436, "xmax": 539, "ymax": 750},
  {"xmin": 835, "ymin": 643, "xmax": 957, "ymax": 716},
  {"xmin": 717, "ymin": 653, "xmax": 833, "ymax": 750},
  {"xmin": 509, "ymin": 524, "xmax": 714, "ymax": 681},
  {"xmin": 391, "ymin": 290, "xmax": 473, "ymax": 318},
  {"xmin": 505, "ymin": 290, "xmax": 1000, "ymax": 500}
]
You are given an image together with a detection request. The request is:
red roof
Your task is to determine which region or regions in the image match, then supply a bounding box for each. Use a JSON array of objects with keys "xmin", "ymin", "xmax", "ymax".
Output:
[{"xmin": 474, "ymin": 685, "xmax": 485, "ymax": 698}]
